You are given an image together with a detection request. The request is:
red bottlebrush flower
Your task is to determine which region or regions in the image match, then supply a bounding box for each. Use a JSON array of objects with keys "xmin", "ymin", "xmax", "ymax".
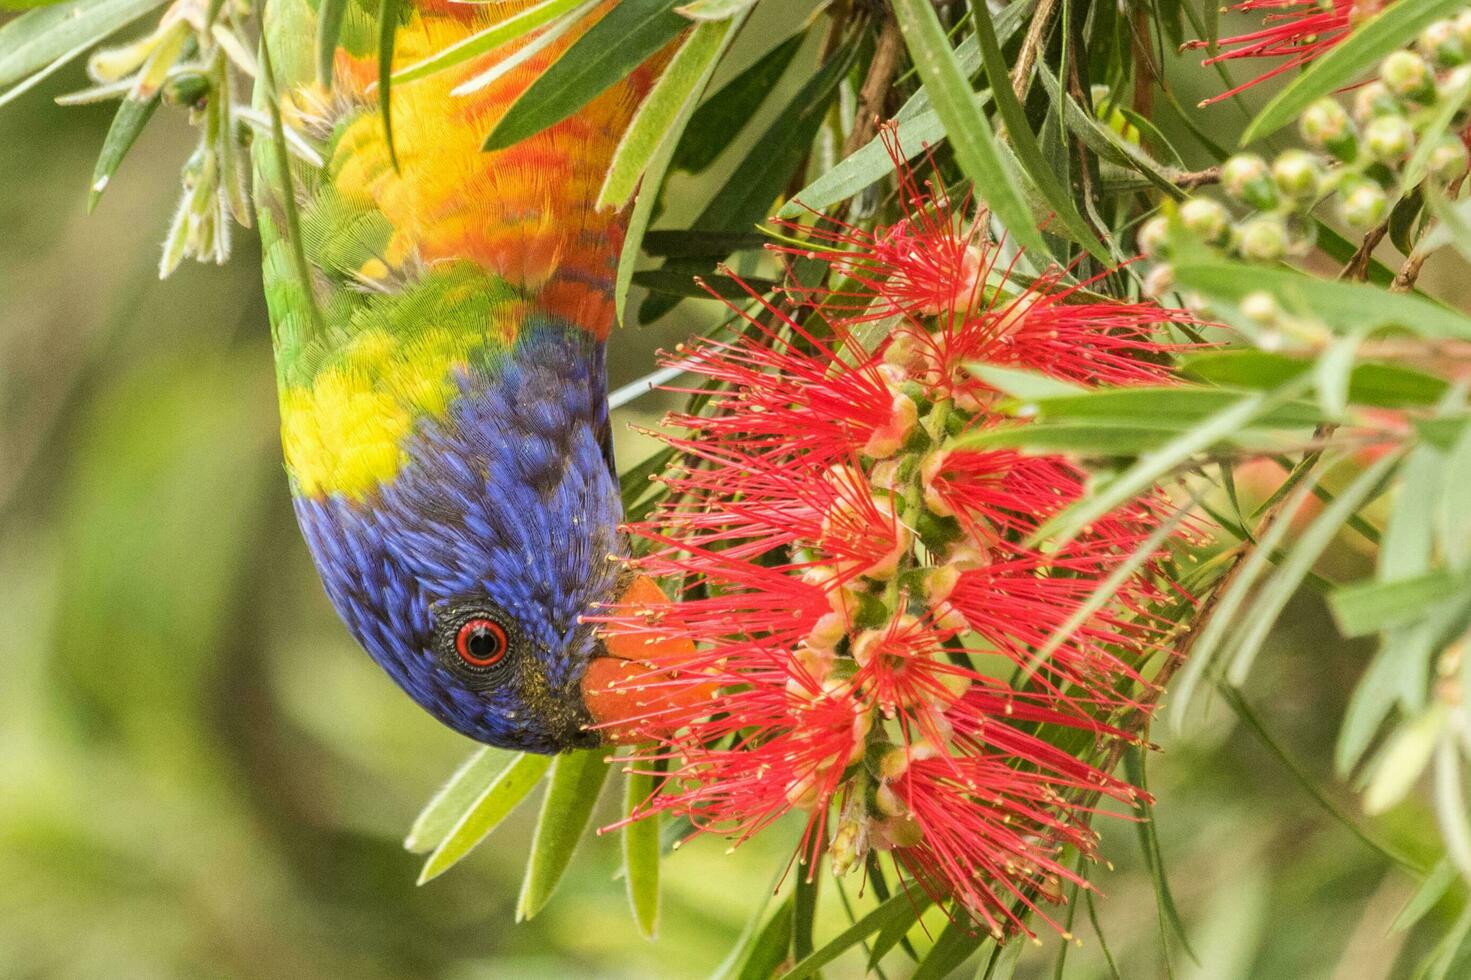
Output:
[
  {"xmin": 593, "ymin": 147, "xmax": 1203, "ymax": 937},
  {"xmin": 1185, "ymin": 1, "xmax": 1391, "ymax": 105}
]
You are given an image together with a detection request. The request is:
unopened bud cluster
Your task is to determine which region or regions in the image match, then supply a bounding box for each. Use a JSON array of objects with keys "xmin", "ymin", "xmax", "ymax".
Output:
[
  {"xmin": 1141, "ymin": 15, "xmax": 1471, "ymax": 292},
  {"xmin": 63, "ymin": 0, "xmax": 261, "ymax": 276}
]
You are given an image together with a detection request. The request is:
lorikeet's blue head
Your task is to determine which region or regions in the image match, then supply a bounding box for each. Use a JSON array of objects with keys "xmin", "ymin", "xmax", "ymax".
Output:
[
  {"xmin": 293, "ymin": 329, "xmax": 641, "ymax": 753},
  {"xmin": 254, "ymin": 0, "xmax": 688, "ymax": 753}
]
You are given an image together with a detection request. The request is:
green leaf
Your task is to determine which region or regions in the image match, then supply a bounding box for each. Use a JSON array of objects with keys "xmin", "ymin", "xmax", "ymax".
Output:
[
  {"xmin": 641, "ymin": 229, "xmax": 768, "ymax": 257},
  {"xmin": 1364, "ymin": 705, "xmax": 1447, "ymax": 815},
  {"xmin": 1227, "ymin": 450, "xmax": 1405, "ymax": 686},
  {"xmin": 377, "ymin": 0, "xmax": 404, "ymax": 170},
  {"xmin": 735, "ymin": 897, "xmax": 795, "ymax": 980},
  {"xmin": 1169, "ymin": 469, "xmax": 1327, "ymax": 730},
  {"xmin": 868, "ymin": 888, "xmax": 933, "ymax": 969},
  {"xmin": 613, "ymin": 8, "xmax": 747, "ymax": 325},
  {"xmin": 966, "ymin": 363, "xmax": 1086, "ymax": 400},
  {"xmin": 890, "ymin": 0, "xmax": 1047, "ymax": 258},
  {"xmin": 1222, "ymin": 687, "xmax": 1423, "ymax": 873},
  {"xmin": 404, "ymin": 747, "xmax": 509, "ymax": 853},
  {"xmin": 1242, "ymin": 0, "xmax": 1467, "ymax": 143},
  {"xmin": 86, "ymin": 93, "xmax": 159, "ymax": 212},
  {"xmin": 1124, "ymin": 746, "xmax": 1197, "ymax": 966},
  {"xmin": 674, "ymin": 0, "xmax": 757, "ymax": 21},
  {"xmin": 638, "ymin": 38, "xmax": 855, "ymax": 322},
  {"xmin": 673, "ymin": 31, "xmax": 804, "ymax": 174},
  {"xmin": 910, "ymin": 917, "xmax": 985, "ymax": 980},
  {"xmin": 1174, "ymin": 261, "xmax": 1471, "ymax": 340},
  {"xmin": 417, "ymin": 751, "xmax": 551, "ymax": 883},
  {"xmin": 0, "ymin": 0, "xmax": 166, "ymax": 89},
  {"xmin": 316, "ymin": 0, "xmax": 349, "ymax": 88},
  {"xmin": 968, "ymin": 0, "xmax": 1109, "ymax": 261},
  {"xmin": 600, "ymin": 16, "xmax": 733, "ymax": 208},
  {"xmin": 1330, "ymin": 570, "xmax": 1471, "ymax": 639},
  {"xmin": 390, "ymin": 0, "xmax": 589, "ymax": 85},
  {"xmin": 1393, "ymin": 858, "xmax": 1457, "ymax": 933},
  {"xmin": 1182, "ymin": 350, "xmax": 1449, "ymax": 409},
  {"xmin": 1023, "ymin": 386, "xmax": 1325, "ymax": 430},
  {"xmin": 483, "ymin": 0, "xmax": 687, "ymax": 152},
  {"xmin": 1439, "ymin": 421, "xmax": 1471, "ymax": 569},
  {"xmin": 516, "ymin": 748, "xmax": 612, "ymax": 920},
  {"xmin": 1038, "ymin": 68, "xmax": 1186, "ymax": 200},
  {"xmin": 780, "ymin": 887, "xmax": 929, "ymax": 979},
  {"xmin": 632, "ymin": 269, "xmax": 777, "ymax": 298},
  {"xmin": 622, "ymin": 766, "xmax": 660, "ymax": 938},
  {"xmin": 780, "ymin": 105, "xmax": 950, "ymax": 217},
  {"xmin": 1028, "ymin": 378, "xmax": 1309, "ymax": 548}
]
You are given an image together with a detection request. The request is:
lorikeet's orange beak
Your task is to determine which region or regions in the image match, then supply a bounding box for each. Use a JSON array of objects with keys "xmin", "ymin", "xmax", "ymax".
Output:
[{"xmin": 582, "ymin": 575, "xmax": 714, "ymax": 743}]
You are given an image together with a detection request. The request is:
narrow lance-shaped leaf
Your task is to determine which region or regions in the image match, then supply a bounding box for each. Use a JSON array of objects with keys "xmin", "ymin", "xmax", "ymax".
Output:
[
  {"xmin": 1124, "ymin": 746, "xmax": 1197, "ymax": 965},
  {"xmin": 0, "ymin": 0, "xmax": 167, "ymax": 89},
  {"xmin": 674, "ymin": 29, "xmax": 803, "ymax": 174},
  {"xmin": 404, "ymin": 747, "xmax": 508, "ymax": 853},
  {"xmin": 315, "ymin": 0, "xmax": 348, "ymax": 89},
  {"xmin": 599, "ymin": 15, "xmax": 733, "ymax": 209},
  {"xmin": 779, "ymin": 888, "xmax": 931, "ymax": 980},
  {"xmin": 1225, "ymin": 449, "xmax": 1405, "ymax": 686},
  {"xmin": 968, "ymin": 0, "xmax": 1110, "ymax": 262},
  {"xmin": 483, "ymin": 0, "xmax": 688, "ymax": 152},
  {"xmin": 1026, "ymin": 377, "xmax": 1310, "ymax": 549},
  {"xmin": 377, "ymin": 0, "xmax": 403, "ymax": 170},
  {"xmin": 390, "ymin": 0, "xmax": 590, "ymax": 85},
  {"xmin": 88, "ymin": 18, "xmax": 189, "ymax": 211},
  {"xmin": 516, "ymin": 748, "xmax": 612, "ymax": 920},
  {"xmin": 417, "ymin": 751, "xmax": 552, "ymax": 883},
  {"xmin": 890, "ymin": 0, "xmax": 1047, "ymax": 258},
  {"xmin": 622, "ymin": 766, "xmax": 661, "ymax": 938}
]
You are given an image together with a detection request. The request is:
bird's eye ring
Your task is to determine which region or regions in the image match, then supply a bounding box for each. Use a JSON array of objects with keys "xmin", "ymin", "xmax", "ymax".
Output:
[{"xmin": 455, "ymin": 618, "xmax": 509, "ymax": 669}]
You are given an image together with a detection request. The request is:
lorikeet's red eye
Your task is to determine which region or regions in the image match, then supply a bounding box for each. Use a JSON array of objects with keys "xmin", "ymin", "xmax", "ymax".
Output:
[{"xmin": 455, "ymin": 619, "xmax": 508, "ymax": 669}]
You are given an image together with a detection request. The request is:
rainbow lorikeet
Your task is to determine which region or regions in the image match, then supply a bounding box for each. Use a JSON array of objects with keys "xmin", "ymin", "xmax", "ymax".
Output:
[{"xmin": 252, "ymin": 0, "xmax": 690, "ymax": 753}]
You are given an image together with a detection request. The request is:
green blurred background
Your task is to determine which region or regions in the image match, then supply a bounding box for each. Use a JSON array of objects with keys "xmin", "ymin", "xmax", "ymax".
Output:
[{"xmin": 0, "ymin": 11, "xmax": 1465, "ymax": 978}]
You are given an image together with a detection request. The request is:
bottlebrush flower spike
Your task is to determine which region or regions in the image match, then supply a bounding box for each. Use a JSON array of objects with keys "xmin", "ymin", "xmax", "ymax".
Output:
[
  {"xmin": 592, "ymin": 147, "xmax": 1203, "ymax": 938},
  {"xmin": 1185, "ymin": 1, "xmax": 1391, "ymax": 105}
]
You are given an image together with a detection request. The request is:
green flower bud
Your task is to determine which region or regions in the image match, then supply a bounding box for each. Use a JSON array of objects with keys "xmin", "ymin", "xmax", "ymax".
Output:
[
  {"xmin": 1428, "ymin": 135, "xmax": 1471, "ymax": 183},
  {"xmin": 1237, "ymin": 215, "xmax": 1288, "ymax": 263},
  {"xmin": 1221, "ymin": 153, "xmax": 1278, "ymax": 210},
  {"xmin": 1300, "ymin": 98, "xmax": 1357, "ymax": 161},
  {"xmin": 1419, "ymin": 20, "xmax": 1467, "ymax": 67},
  {"xmin": 1353, "ymin": 81, "xmax": 1401, "ymax": 123},
  {"xmin": 1137, "ymin": 215, "xmax": 1170, "ymax": 257},
  {"xmin": 1364, "ymin": 114, "xmax": 1415, "ymax": 164},
  {"xmin": 1272, "ymin": 150, "xmax": 1322, "ymax": 201},
  {"xmin": 1338, "ymin": 177, "xmax": 1388, "ymax": 230},
  {"xmin": 162, "ymin": 71, "xmax": 211, "ymax": 109},
  {"xmin": 1179, "ymin": 197, "xmax": 1230, "ymax": 241},
  {"xmin": 1380, "ymin": 50, "xmax": 1432, "ymax": 101}
]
